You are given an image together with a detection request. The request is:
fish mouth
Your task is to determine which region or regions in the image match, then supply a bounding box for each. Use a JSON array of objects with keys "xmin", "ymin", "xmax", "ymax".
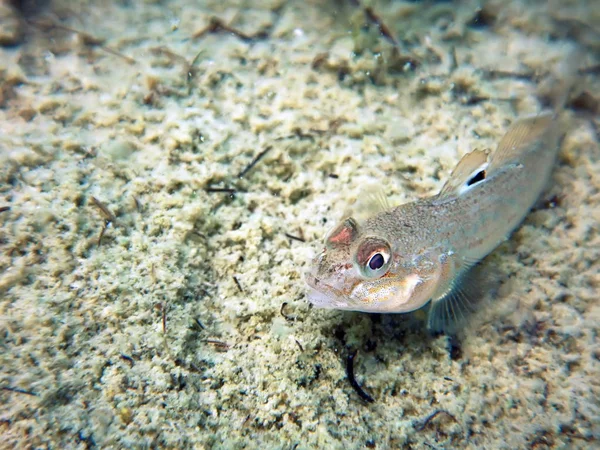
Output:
[
  {"xmin": 305, "ymin": 270, "xmax": 425, "ymax": 313},
  {"xmin": 304, "ymin": 272, "xmax": 351, "ymax": 309}
]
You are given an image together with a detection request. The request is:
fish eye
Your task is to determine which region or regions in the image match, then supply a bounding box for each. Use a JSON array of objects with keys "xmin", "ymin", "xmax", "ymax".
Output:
[
  {"xmin": 368, "ymin": 253, "xmax": 385, "ymax": 270},
  {"xmin": 355, "ymin": 237, "xmax": 392, "ymax": 278}
]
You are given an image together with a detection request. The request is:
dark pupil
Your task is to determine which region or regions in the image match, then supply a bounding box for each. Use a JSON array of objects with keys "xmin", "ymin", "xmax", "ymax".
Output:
[
  {"xmin": 369, "ymin": 253, "xmax": 385, "ymax": 270},
  {"xmin": 467, "ymin": 169, "xmax": 486, "ymax": 186}
]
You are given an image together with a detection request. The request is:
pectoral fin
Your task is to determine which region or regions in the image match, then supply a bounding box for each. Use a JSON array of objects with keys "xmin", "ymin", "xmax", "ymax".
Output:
[
  {"xmin": 427, "ymin": 276, "xmax": 477, "ymax": 334},
  {"xmin": 427, "ymin": 254, "xmax": 501, "ymax": 334}
]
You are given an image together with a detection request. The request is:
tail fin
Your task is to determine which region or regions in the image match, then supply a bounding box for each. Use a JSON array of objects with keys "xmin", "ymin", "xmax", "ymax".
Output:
[
  {"xmin": 536, "ymin": 50, "xmax": 583, "ymax": 114},
  {"xmin": 487, "ymin": 55, "xmax": 582, "ymax": 172}
]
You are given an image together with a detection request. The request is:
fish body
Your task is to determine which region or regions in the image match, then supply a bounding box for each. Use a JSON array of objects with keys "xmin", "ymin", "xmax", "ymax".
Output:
[{"xmin": 306, "ymin": 112, "xmax": 566, "ymax": 331}]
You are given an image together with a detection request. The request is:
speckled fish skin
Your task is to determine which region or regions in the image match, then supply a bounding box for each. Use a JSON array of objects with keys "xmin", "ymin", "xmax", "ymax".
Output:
[{"xmin": 306, "ymin": 112, "xmax": 566, "ymax": 327}]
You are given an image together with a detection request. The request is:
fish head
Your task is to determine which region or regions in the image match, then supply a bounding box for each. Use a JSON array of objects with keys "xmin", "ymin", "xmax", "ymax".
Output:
[{"xmin": 306, "ymin": 216, "xmax": 441, "ymax": 313}]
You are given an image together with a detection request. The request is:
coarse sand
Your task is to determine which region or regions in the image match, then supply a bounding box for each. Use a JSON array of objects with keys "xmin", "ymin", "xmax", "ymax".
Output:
[{"xmin": 1, "ymin": 0, "xmax": 599, "ymax": 448}]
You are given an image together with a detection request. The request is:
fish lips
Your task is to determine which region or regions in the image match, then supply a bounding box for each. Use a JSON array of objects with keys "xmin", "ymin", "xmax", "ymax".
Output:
[
  {"xmin": 305, "ymin": 269, "xmax": 425, "ymax": 314},
  {"xmin": 304, "ymin": 271, "xmax": 352, "ymax": 309}
]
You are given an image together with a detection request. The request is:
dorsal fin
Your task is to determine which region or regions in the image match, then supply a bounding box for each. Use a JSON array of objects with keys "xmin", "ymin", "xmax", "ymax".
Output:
[
  {"xmin": 487, "ymin": 113, "xmax": 554, "ymax": 171},
  {"xmin": 359, "ymin": 185, "xmax": 392, "ymax": 214},
  {"xmin": 436, "ymin": 149, "xmax": 489, "ymax": 201},
  {"xmin": 345, "ymin": 185, "xmax": 393, "ymax": 222}
]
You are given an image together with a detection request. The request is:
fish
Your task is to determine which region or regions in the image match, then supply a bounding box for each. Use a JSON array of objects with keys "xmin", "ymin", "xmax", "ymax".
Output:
[{"xmin": 305, "ymin": 108, "xmax": 569, "ymax": 332}]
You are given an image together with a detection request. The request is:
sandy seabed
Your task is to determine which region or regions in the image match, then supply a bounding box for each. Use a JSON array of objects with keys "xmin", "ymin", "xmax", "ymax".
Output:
[{"xmin": 1, "ymin": 0, "xmax": 599, "ymax": 448}]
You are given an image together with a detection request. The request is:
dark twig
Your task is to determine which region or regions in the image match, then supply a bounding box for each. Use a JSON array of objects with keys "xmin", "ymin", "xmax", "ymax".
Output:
[
  {"xmin": 364, "ymin": 6, "xmax": 398, "ymax": 46},
  {"xmin": 346, "ymin": 350, "xmax": 374, "ymax": 403},
  {"xmin": 97, "ymin": 225, "xmax": 107, "ymax": 246},
  {"xmin": 237, "ymin": 146, "xmax": 273, "ymax": 178},
  {"xmin": 133, "ymin": 197, "xmax": 142, "ymax": 212},
  {"xmin": 562, "ymin": 431, "xmax": 594, "ymax": 442},
  {"xmin": 192, "ymin": 17, "xmax": 269, "ymax": 43},
  {"xmin": 275, "ymin": 129, "xmax": 316, "ymax": 141},
  {"xmin": 479, "ymin": 69, "xmax": 536, "ymax": 81},
  {"xmin": 204, "ymin": 339, "xmax": 230, "ymax": 349},
  {"xmin": 312, "ymin": 52, "xmax": 329, "ymax": 70},
  {"xmin": 232, "ymin": 276, "xmax": 243, "ymax": 293},
  {"xmin": 205, "ymin": 187, "xmax": 237, "ymax": 194},
  {"xmin": 0, "ymin": 206, "xmax": 10, "ymax": 213},
  {"xmin": 460, "ymin": 95, "xmax": 491, "ymax": 106},
  {"xmin": 120, "ymin": 354, "xmax": 134, "ymax": 366},
  {"xmin": 294, "ymin": 340, "xmax": 304, "ymax": 352},
  {"xmin": 2, "ymin": 386, "xmax": 38, "ymax": 396},
  {"xmin": 414, "ymin": 409, "xmax": 458, "ymax": 431},
  {"xmin": 90, "ymin": 196, "xmax": 117, "ymax": 223},
  {"xmin": 99, "ymin": 46, "xmax": 137, "ymax": 65},
  {"xmin": 309, "ymin": 118, "xmax": 346, "ymax": 135},
  {"xmin": 154, "ymin": 303, "xmax": 167, "ymax": 334},
  {"xmin": 91, "ymin": 196, "xmax": 117, "ymax": 246},
  {"xmin": 150, "ymin": 46, "xmax": 205, "ymax": 85},
  {"xmin": 349, "ymin": 1, "xmax": 419, "ymax": 69},
  {"xmin": 280, "ymin": 302, "xmax": 294, "ymax": 320},
  {"xmin": 149, "ymin": 46, "xmax": 189, "ymax": 67},
  {"xmin": 30, "ymin": 19, "xmax": 136, "ymax": 65},
  {"xmin": 450, "ymin": 46, "xmax": 458, "ymax": 72},
  {"xmin": 188, "ymin": 50, "xmax": 205, "ymax": 83},
  {"xmin": 285, "ymin": 233, "xmax": 305, "ymax": 243}
]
